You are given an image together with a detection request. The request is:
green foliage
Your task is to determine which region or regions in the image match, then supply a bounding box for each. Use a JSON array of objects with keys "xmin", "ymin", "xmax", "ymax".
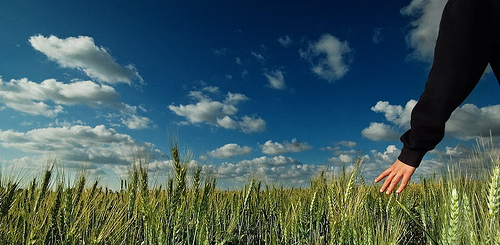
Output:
[{"xmin": 0, "ymin": 144, "xmax": 500, "ymax": 244}]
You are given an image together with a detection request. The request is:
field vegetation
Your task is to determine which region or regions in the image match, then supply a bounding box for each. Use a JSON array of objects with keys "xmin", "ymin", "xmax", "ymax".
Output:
[{"xmin": 0, "ymin": 140, "xmax": 500, "ymax": 244}]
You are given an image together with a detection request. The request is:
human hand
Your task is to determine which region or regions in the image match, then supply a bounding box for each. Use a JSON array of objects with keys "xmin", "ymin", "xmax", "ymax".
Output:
[{"xmin": 375, "ymin": 159, "xmax": 416, "ymax": 194}]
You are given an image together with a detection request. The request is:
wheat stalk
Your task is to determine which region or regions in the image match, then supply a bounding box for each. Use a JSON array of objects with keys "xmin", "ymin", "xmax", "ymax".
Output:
[
  {"xmin": 443, "ymin": 188, "xmax": 460, "ymax": 245},
  {"xmin": 34, "ymin": 165, "xmax": 53, "ymax": 213},
  {"xmin": 462, "ymin": 193, "xmax": 479, "ymax": 245},
  {"xmin": 487, "ymin": 165, "xmax": 500, "ymax": 217},
  {"xmin": 0, "ymin": 182, "xmax": 17, "ymax": 220},
  {"xmin": 487, "ymin": 164, "xmax": 500, "ymax": 244}
]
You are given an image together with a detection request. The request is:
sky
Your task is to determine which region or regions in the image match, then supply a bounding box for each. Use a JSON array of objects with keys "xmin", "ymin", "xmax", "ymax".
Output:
[{"xmin": 1, "ymin": 0, "xmax": 500, "ymax": 190}]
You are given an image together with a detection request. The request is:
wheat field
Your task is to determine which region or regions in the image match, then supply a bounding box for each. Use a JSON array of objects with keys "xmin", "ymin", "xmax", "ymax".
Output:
[{"xmin": 1, "ymin": 143, "xmax": 500, "ymax": 244}]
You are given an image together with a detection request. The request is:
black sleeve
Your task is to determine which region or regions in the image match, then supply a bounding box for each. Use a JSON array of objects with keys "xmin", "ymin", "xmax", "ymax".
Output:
[{"xmin": 397, "ymin": 0, "xmax": 494, "ymax": 167}]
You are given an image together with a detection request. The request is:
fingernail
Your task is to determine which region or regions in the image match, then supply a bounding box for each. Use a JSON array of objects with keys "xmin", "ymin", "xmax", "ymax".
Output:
[{"xmin": 379, "ymin": 189, "xmax": 383, "ymax": 193}]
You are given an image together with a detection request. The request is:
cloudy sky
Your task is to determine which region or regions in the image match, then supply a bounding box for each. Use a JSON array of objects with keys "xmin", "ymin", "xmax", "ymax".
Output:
[{"xmin": 1, "ymin": 0, "xmax": 500, "ymax": 189}]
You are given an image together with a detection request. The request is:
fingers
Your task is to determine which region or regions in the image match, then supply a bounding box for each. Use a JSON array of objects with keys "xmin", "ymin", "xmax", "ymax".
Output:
[
  {"xmin": 385, "ymin": 174, "xmax": 401, "ymax": 194},
  {"xmin": 378, "ymin": 171, "xmax": 401, "ymax": 194},
  {"xmin": 396, "ymin": 174, "xmax": 411, "ymax": 193},
  {"xmin": 374, "ymin": 168, "xmax": 391, "ymax": 183},
  {"xmin": 375, "ymin": 160, "xmax": 416, "ymax": 194},
  {"xmin": 379, "ymin": 172, "xmax": 392, "ymax": 191}
]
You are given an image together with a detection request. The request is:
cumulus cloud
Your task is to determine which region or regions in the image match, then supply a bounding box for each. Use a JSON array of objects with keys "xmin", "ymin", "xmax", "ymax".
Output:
[
  {"xmin": 120, "ymin": 114, "xmax": 153, "ymax": 130},
  {"xmin": 169, "ymin": 90, "xmax": 266, "ymax": 133},
  {"xmin": 401, "ymin": 0, "xmax": 448, "ymax": 62},
  {"xmin": 169, "ymin": 101, "xmax": 238, "ymax": 123},
  {"xmin": 29, "ymin": 35, "xmax": 143, "ymax": 85},
  {"xmin": 264, "ymin": 70, "xmax": 286, "ymax": 90},
  {"xmin": 260, "ymin": 138, "xmax": 313, "ymax": 155},
  {"xmin": 300, "ymin": 34, "xmax": 352, "ymax": 82},
  {"xmin": 217, "ymin": 116, "xmax": 238, "ymax": 130},
  {"xmin": 362, "ymin": 122, "xmax": 400, "ymax": 141},
  {"xmin": 224, "ymin": 92, "xmax": 249, "ymax": 104},
  {"xmin": 239, "ymin": 116, "xmax": 266, "ymax": 133},
  {"xmin": 202, "ymin": 86, "xmax": 220, "ymax": 94},
  {"xmin": 0, "ymin": 77, "xmax": 152, "ymax": 130},
  {"xmin": 366, "ymin": 140, "xmax": 500, "ymax": 181},
  {"xmin": 337, "ymin": 141, "xmax": 357, "ymax": 148},
  {"xmin": 0, "ymin": 125, "xmax": 139, "ymax": 165},
  {"xmin": 366, "ymin": 100, "xmax": 500, "ymax": 141},
  {"xmin": 0, "ymin": 78, "xmax": 121, "ymax": 117},
  {"xmin": 278, "ymin": 35, "xmax": 293, "ymax": 47},
  {"xmin": 238, "ymin": 155, "xmax": 301, "ymax": 166},
  {"xmin": 446, "ymin": 104, "xmax": 500, "ymax": 139},
  {"xmin": 215, "ymin": 155, "xmax": 321, "ymax": 187},
  {"xmin": 207, "ymin": 140, "xmax": 495, "ymax": 189},
  {"xmin": 362, "ymin": 100, "xmax": 415, "ymax": 141},
  {"xmin": 325, "ymin": 140, "xmax": 363, "ymax": 165},
  {"xmin": 208, "ymin": 143, "xmax": 252, "ymax": 159},
  {"xmin": 371, "ymin": 100, "xmax": 417, "ymax": 128},
  {"xmin": 371, "ymin": 145, "xmax": 401, "ymax": 164},
  {"xmin": 328, "ymin": 154, "xmax": 356, "ymax": 164}
]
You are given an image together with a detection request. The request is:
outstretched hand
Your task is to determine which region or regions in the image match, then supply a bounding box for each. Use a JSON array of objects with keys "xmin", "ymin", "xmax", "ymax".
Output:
[{"xmin": 375, "ymin": 159, "xmax": 416, "ymax": 194}]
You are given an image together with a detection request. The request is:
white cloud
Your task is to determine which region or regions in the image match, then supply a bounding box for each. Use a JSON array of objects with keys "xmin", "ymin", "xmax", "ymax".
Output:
[
  {"xmin": 278, "ymin": 35, "xmax": 293, "ymax": 47},
  {"xmin": 260, "ymin": 138, "xmax": 313, "ymax": 155},
  {"xmin": 328, "ymin": 153, "xmax": 355, "ymax": 164},
  {"xmin": 0, "ymin": 78, "xmax": 122, "ymax": 117},
  {"xmin": 208, "ymin": 143, "xmax": 252, "ymax": 159},
  {"xmin": 224, "ymin": 92, "xmax": 249, "ymax": 105},
  {"xmin": 371, "ymin": 100, "xmax": 417, "ymax": 128},
  {"xmin": 217, "ymin": 116, "xmax": 238, "ymax": 129},
  {"xmin": 371, "ymin": 145, "xmax": 401, "ymax": 164},
  {"xmin": 239, "ymin": 155, "xmax": 301, "ymax": 166},
  {"xmin": 251, "ymin": 51, "xmax": 265, "ymax": 62},
  {"xmin": 264, "ymin": 70, "xmax": 286, "ymax": 90},
  {"xmin": 337, "ymin": 141, "xmax": 357, "ymax": 148},
  {"xmin": 0, "ymin": 77, "xmax": 152, "ymax": 130},
  {"xmin": 120, "ymin": 114, "xmax": 153, "ymax": 130},
  {"xmin": 169, "ymin": 90, "xmax": 266, "ymax": 133},
  {"xmin": 202, "ymin": 86, "xmax": 220, "ymax": 94},
  {"xmin": 0, "ymin": 125, "xmax": 139, "ymax": 165},
  {"xmin": 446, "ymin": 104, "xmax": 500, "ymax": 139},
  {"xmin": 239, "ymin": 116, "xmax": 266, "ymax": 133},
  {"xmin": 215, "ymin": 155, "xmax": 318, "ymax": 187},
  {"xmin": 300, "ymin": 34, "xmax": 352, "ymax": 82},
  {"xmin": 188, "ymin": 90, "xmax": 210, "ymax": 101},
  {"xmin": 401, "ymin": 0, "xmax": 448, "ymax": 62},
  {"xmin": 324, "ymin": 140, "xmax": 363, "ymax": 167},
  {"xmin": 361, "ymin": 122, "xmax": 400, "ymax": 141},
  {"xmin": 49, "ymin": 119, "xmax": 85, "ymax": 128},
  {"xmin": 169, "ymin": 100, "xmax": 237, "ymax": 123},
  {"xmin": 29, "ymin": 35, "xmax": 143, "ymax": 85},
  {"xmin": 323, "ymin": 146, "xmax": 358, "ymax": 156},
  {"xmin": 367, "ymin": 100, "xmax": 500, "ymax": 141}
]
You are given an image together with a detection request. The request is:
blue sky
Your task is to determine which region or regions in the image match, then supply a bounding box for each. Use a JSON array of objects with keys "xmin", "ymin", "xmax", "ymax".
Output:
[{"xmin": 1, "ymin": 0, "xmax": 500, "ymax": 189}]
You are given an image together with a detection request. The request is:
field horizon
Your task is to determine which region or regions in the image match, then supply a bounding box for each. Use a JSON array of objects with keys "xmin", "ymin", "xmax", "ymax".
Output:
[{"xmin": 1, "ymin": 143, "xmax": 499, "ymax": 244}]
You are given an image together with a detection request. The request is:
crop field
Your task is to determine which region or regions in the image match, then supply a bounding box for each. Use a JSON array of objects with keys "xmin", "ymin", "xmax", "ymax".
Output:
[{"xmin": 1, "ymin": 144, "xmax": 500, "ymax": 244}]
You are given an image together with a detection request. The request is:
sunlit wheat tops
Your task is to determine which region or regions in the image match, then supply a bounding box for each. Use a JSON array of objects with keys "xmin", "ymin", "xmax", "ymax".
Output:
[
  {"xmin": 442, "ymin": 188, "xmax": 460, "ymax": 245},
  {"xmin": 0, "ymin": 141, "xmax": 500, "ymax": 244},
  {"xmin": 488, "ymin": 164, "xmax": 500, "ymax": 217}
]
